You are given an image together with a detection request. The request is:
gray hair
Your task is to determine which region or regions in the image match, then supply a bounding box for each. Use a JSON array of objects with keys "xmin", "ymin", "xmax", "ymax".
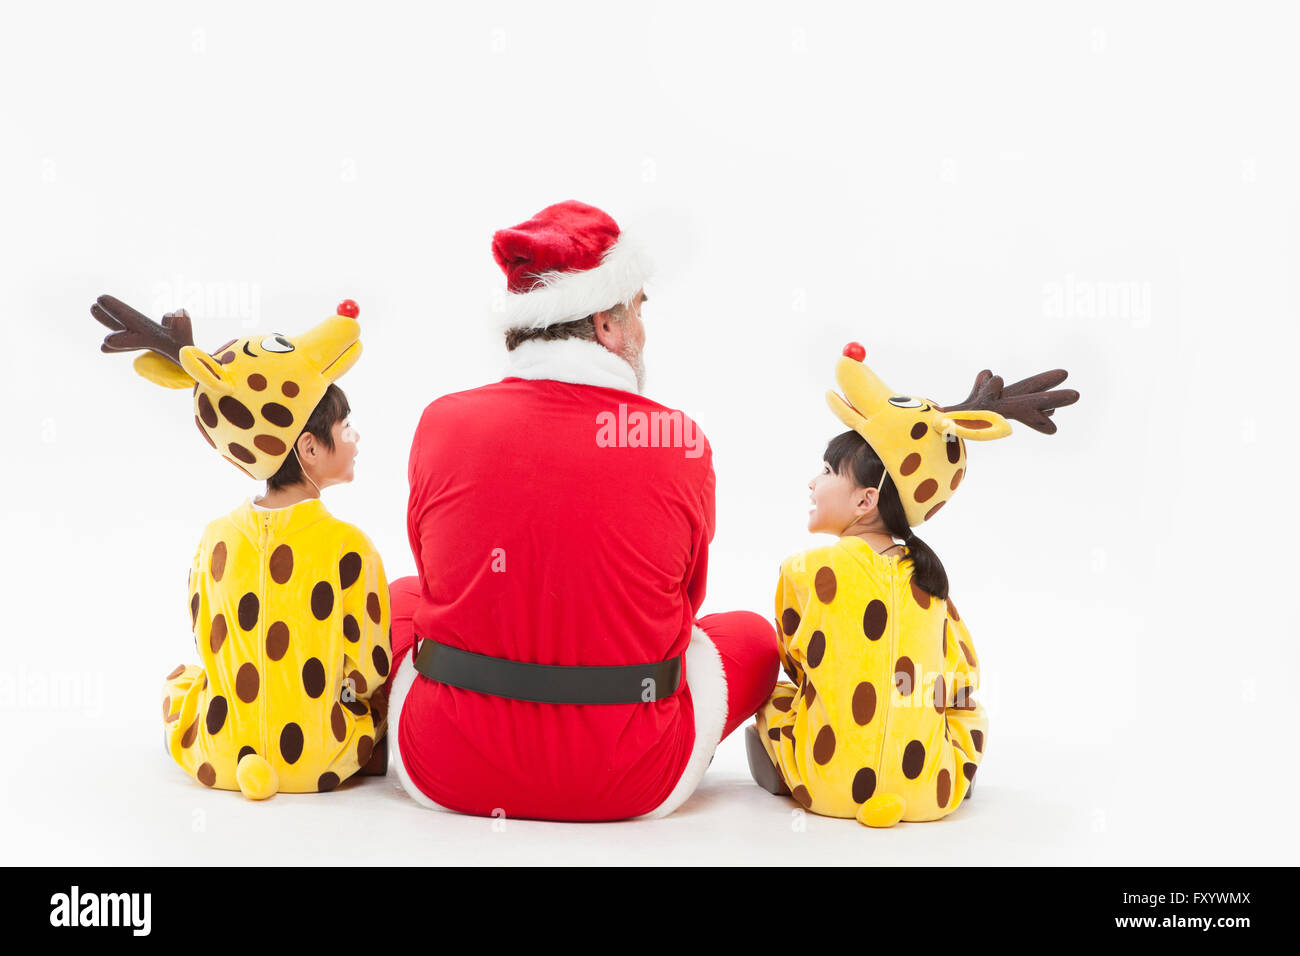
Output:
[{"xmin": 504, "ymin": 305, "xmax": 628, "ymax": 352}]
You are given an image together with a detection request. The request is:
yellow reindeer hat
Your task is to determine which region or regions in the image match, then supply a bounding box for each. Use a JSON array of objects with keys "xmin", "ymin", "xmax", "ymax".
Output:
[
  {"xmin": 92, "ymin": 295, "xmax": 363, "ymax": 480},
  {"xmin": 827, "ymin": 342, "xmax": 1079, "ymax": 526}
]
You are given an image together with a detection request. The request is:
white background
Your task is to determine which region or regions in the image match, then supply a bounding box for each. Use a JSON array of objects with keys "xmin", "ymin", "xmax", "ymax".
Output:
[{"xmin": 2, "ymin": 1, "xmax": 1296, "ymax": 864}]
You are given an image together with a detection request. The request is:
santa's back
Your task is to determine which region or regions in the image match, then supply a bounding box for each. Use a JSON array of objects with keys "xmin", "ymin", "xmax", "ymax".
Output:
[{"xmin": 398, "ymin": 376, "xmax": 716, "ymax": 820}]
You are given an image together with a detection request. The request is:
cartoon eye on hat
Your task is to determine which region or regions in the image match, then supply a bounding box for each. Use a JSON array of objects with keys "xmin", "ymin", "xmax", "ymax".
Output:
[
  {"xmin": 92, "ymin": 296, "xmax": 363, "ymax": 480},
  {"xmin": 828, "ymin": 343, "xmax": 1080, "ymax": 526}
]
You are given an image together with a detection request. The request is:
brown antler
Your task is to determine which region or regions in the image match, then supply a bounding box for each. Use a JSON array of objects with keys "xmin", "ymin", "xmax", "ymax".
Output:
[
  {"xmin": 941, "ymin": 368, "xmax": 1079, "ymax": 434},
  {"xmin": 91, "ymin": 295, "xmax": 194, "ymax": 367}
]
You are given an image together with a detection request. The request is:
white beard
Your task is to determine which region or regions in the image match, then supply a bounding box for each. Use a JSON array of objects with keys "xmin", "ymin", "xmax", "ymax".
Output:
[{"xmin": 621, "ymin": 343, "xmax": 646, "ymax": 394}]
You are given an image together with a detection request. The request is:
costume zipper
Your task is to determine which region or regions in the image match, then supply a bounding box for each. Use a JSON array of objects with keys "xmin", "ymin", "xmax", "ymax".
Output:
[
  {"xmin": 874, "ymin": 555, "xmax": 897, "ymax": 797},
  {"xmin": 259, "ymin": 512, "xmax": 271, "ymax": 761}
]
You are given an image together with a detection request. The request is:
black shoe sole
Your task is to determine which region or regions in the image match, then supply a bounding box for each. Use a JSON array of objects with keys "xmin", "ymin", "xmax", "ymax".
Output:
[
  {"xmin": 359, "ymin": 734, "xmax": 388, "ymax": 776},
  {"xmin": 745, "ymin": 724, "xmax": 791, "ymax": 796}
]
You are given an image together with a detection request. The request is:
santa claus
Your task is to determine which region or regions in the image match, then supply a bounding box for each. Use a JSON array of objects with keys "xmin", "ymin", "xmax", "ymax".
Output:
[{"xmin": 383, "ymin": 200, "xmax": 780, "ymax": 820}]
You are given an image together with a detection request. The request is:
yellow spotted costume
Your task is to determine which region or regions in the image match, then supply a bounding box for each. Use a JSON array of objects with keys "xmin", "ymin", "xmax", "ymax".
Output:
[
  {"xmin": 91, "ymin": 295, "xmax": 391, "ymax": 799},
  {"xmin": 752, "ymin": 346, "xmax": 1078, "ymax": 826},
  {"xmin": 759, "ymin": 540, "xmax": 985, "ymax": 824},
  {"xmin": 166, "ymin": 499, "xmax": 390, "ymax": 795}
]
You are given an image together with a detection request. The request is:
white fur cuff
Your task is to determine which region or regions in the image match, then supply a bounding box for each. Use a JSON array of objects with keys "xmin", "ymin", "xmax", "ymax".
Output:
[{"xmin": 638, "ymin": 626, "xmax": 729, "ymax": 819}]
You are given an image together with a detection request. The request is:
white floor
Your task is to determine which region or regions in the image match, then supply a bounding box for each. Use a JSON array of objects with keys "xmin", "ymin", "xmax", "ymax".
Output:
[
  {"xmin": 4, "ymin": 509, "xmax": 1292, "ymax": 866},
  {"xmin": 4, "ymin": 713, "xmax": 1278, "ymax": 866}
]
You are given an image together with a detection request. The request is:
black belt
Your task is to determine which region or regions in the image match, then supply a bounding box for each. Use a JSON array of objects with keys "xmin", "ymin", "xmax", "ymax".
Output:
[{"xmin": 413, "ymin": 637, "xmax": 682, "ymax": 705}]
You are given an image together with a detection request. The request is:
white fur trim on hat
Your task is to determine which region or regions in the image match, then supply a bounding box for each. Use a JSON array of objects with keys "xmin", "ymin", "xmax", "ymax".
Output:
[
  {"xmin": 504, "ymin": 337, "xmax": 640, "ymax": 393},
  {"xmin": 499, "ymin": 236, "xmax": 653, "ymax": 332},
  {"xmin": 637, "ymin": 625, "xmax": 729, "ymax": 819}
]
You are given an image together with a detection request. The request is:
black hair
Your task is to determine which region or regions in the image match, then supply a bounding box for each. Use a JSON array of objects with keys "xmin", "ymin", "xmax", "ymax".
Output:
[
  {"xmin": 824, "ymin": 429, "xmax": 949, "ymax": 600},
  {"xmin": 266, "ymin": 383, "xmax": 351, "ymax": 491}
]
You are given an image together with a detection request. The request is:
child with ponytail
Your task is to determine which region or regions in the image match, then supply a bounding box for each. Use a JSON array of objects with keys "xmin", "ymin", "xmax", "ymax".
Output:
[{"xmin": 746, "ymin": 343, "xmax": 1078, "ymax": 827}]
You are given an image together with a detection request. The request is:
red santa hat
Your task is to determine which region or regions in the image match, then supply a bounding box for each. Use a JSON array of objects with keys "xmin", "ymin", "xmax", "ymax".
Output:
[{"xmin": 492, "ymin": 200, "xmax": 654, "ymax": 331}]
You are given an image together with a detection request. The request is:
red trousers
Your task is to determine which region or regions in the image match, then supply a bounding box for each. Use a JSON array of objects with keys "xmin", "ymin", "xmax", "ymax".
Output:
[{"xmin": 386, "ymin": 574, "xmax": 778, "ymax": 785}]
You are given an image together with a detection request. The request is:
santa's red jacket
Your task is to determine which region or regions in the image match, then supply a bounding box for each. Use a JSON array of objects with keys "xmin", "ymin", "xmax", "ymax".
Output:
[{"xmin": 388, "ymin": 339, "xmax": 728, "ymax": 821}]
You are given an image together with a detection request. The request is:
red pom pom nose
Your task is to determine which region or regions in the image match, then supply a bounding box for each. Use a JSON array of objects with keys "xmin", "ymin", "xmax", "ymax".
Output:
[
  {"xmin": 337, "ymin": 299, "xmax": 360, "ymax": 318},
  {"xmin": 842, "ymin": 342, "xmax": 865, "ymax": 362}
]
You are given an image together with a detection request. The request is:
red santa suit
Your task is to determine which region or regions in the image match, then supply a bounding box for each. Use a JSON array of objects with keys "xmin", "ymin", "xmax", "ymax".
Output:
[{"xmin": 384, "ymin": 200, "xmax": 779, "ymax": 821}]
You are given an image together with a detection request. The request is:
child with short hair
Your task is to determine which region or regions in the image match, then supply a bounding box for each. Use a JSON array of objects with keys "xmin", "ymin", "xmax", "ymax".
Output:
[{"xmin": 93, "ymin": 296, "xmax": 391, "ymax": 800}]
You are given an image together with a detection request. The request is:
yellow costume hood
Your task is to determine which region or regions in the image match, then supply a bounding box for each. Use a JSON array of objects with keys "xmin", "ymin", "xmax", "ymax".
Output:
[
  {"xmin": 91, "ymin": 295, "xmax": 362, "ymax": 480},
  {"xmin": 825, "ymin": 342, "xmax": 1080, "ymax": 526}
]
